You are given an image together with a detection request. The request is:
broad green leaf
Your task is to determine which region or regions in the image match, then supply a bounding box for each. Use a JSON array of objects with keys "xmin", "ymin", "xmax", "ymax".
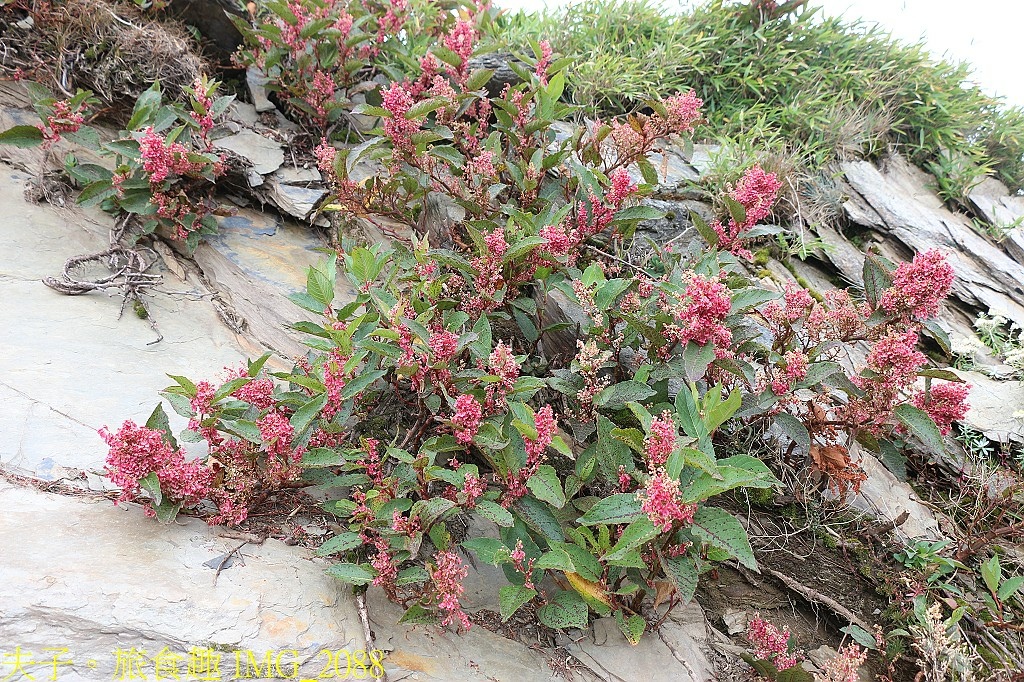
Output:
[
  {"xmin": 139, "ymin": 472, "xmax": 163, "ymax": 506},
  {"xmin": 578, "ymin": 493, "xmax": 643, "ymax": 526},
  {"xmin": 862, "ymin": 253, "xmax": 893, "ymax": 308},
  {"xmin": 691, "ymin": 506, "xmax": 757, "ymax": 570},
  {"xmin": 0, "ymin": 125, "xmax": 45, "ymax": 147},
  {"xmin": 841, "ymin": 624, "xmax": 878, "ymax": 650},
  {"xmin": 537, "ymin": 590, "xmax": 589, "ymax": 630},
  {"xmin": 660, "ymin": 551, "xmax": 699, "ymax": 603},
  {"xmin": 398, "ymin": 603, "xmax": 439, "ymax": 625},
  {"xmin": 145, "ymin": 404, "xmax": 177, "ymax": 449},
  {"xmin": 476, "ymin": 500, "xmax": 514, "ymax": 527},
  {"xmin": 605, "ymin": 517, "xmax": 659, "ymax": 561},
  {"xmin": 614, "ymin": 610, "xmax": 646, "ymax": 645},
  {"xmin": 981, "ymin": 556, "xmax": 1001, "ymax": 597},
  {"xmin": 462, "ymin": 537, "xmax": 509, "ymax": 565},
  {"xmin": 527, "ymin": 464, "xmax": 566, "ymax": 508},
  {"xmin": 290, "ymin": 393, "xmax": 328, "ymax": 435},
  {"xmin": 894, "ymin": 404, "xmax": 945, "ymax": 453},
  {"xmin": 513, "ymin": 496, "xmax": 564, "ymax": 542},
  {"xmin": 593, "ymin": 380, "xmax": 656, "ymax": 410},
  {"xmin": 325, "ymin": 562, "xmax": 375, "ymax": 585},
  {"xmin": 774, "ymin": 412, "xmax": 810, "ymax": 454},
  {"xmin": 316, "ymin": 532, "xmax": 363, "ymax": 556},
  {"xmin": 500, "ymin": 584, "xmax": 537, "ymax": 621}
]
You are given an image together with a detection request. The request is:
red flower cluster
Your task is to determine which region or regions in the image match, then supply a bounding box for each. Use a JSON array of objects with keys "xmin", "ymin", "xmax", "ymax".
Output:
[
  {"xmin": 661, "ymin": 274, "xmax": 733, "ymax": 356},
  {"xmin": 451, "ymin": 394, "xmax": 483, "ymax": 444},
  {"xmin": 913, "ymin": 381, "xmax": 970, "ymax": 435},
  {"xmin": 645, "ymin": 412, "xmax": 677, "ymax": 467},
  {"xmin": 432, "ymin": 550, "xmax": 471, "ymax": 630},
  {"xmin": 879, "ymin": 248, "xmax": 955, "ymax": 320},
  {"xmin": 747, "ymin": 615, "xmax": 799, "ymax": 670},
  {"xmin": 39, "ymin": 99, "xmax": 86, "ymax": 145},
  {"xmin": 711, "ymin": 165, "xmax": 781, "ymax": 259},
  {"xmin": 101, "ymin": 421, "xmax": 213, "ymax": 510},
  {"xmin": 637, "ymin": 469, "xmax": 696, "ymax": 532}
]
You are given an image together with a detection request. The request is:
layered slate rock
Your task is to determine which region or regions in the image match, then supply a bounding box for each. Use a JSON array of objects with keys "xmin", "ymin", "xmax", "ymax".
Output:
[
  {"xmin": 0, "ymin": 167, "xmax": 247, "ymax": 479},
  {"xmin": 0, "ymin": 483, "xmax": 365, "ymax": 681},
  {"xmin": 841, "ymin": 156, "xmax": 1024, "ymax": 327}
]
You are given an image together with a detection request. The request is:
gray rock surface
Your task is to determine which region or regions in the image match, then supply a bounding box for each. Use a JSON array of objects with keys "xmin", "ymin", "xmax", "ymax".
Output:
[
  {"xmin": 0, "ymin": 483, "xmax": 365, "ymax": 681},
  {"xmin": 969, "ymin": 176, "xmax": 1024, "ymax": 264},
  {"xmin": 952, "ymin": 370, "xmax": 1024, "ymax": 443},
  {"xmin": 848, "ymin": 445, "xmax": 941, "ymax": 540},
  {"xmin": 367, "ymin": 589, "xmax": 580, "ymax": 682},
  {"xmin": 0, "ymin": 167, "xmax": 246, "ymax": 479},
  {"xmin": 214, "ymin": 130, "xmax": 285, "ymax": 175},
  {"xmin": 842, "ymin": 157, "xmax": 1024, "ymax": 327},
  {"xmin": 565, "ymin": 604, "xmax": 715, "ymax": 682}
]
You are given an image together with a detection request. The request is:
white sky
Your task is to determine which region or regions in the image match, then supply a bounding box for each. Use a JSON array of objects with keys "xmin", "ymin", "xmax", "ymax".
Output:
[{"xmin": 498, "ymin": 0, "xmax": 1024, "ymax": 108}]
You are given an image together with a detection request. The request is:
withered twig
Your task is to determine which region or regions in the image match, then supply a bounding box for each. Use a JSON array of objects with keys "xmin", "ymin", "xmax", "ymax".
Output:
[{"xmin": 765, "ymin": 567, "xmax": 872, "ymax": 632}]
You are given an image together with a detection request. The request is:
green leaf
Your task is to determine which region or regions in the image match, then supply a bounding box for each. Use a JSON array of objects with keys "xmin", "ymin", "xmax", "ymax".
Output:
[
  {"xmin": 152, "ymin": 498, "xmax": 182, "ymax": 523},
  {"xmin": 316, "ymin": 532, "xmax": 363, "ymax": 556},
  {"xmin": 862, "ymin": 253, "xmax": 893, "ymax": 308},
  {"xmin": 500, "ymin": 584, "xmax": 537, "ymax": 621},
  {"xmin": 682, "ymin": 342, "xmax": 716, "ymax": 383},
  {"xmin": 145, "ymin": 404, "xmax": 177, "ymax": 449},
  {"xmin": 730, "ymin": 287, "xmax": 779, "ymax": 314},
  {"xmin": 893, "ymin": 404, "xmax": 945, "ymax": 453},
  {"xmin": 413, "ymin": 497, "xmax": 457, "ymax": 527},
  {"xmin": 774, "ymin": 412, "xmax": 810, "ymax": 454},
  {"xmin": 537, "ymin": 590, "xmax": 589, "ymax": 630},
  {"xmin": 476, "ymin": 500, "xmax": 514, "ymax": 527},
  {"xmin": 723, "ymin": 195, "xmax": 747, "ymax": 226},
  {"xmin": 691, "ymin": 506, "xmax": 757, "ymax": 570},
  {"xmin": 614, "ymin": 610, "xmax": 646, "ymax": 645},
  {"xmin": 465, "ymin": 68, "xmax": 495, "ymax": 92},
  {"xmin": 325, "ymin": 562, "xmax": 375, "ymax": 585},
  {"xmin": 289, "ymin": 393, "xmax": 328, "ymax": 435},
  {"xmin": 981, "ymin": 556, "xmax": 1001, "ymax": 597},
  {"xmin": 527, "ymin": 464, "xmax": 566, "ymax": 508},
  {"xmin": 578, "ymin": 493, "xmax": 643, "ymax": 526},
  {"xmin": 513, "ymin": 496, "xmax": 564, "ymax": 542},
  {"xmin": 841, "ymin": 624, "xmax": 878, "ymax": 650},
  {"xmin": 593, "ymin": 380, "xmax": 656, "ymax": 410},
  {"xmin": 398, "ymin": 603, "xmax": 439, "ymax": 625},
  {"xmin": 998, "ymin": 575, "xmax": 1024, "ymax": 602},
  {"xmin": 796, "ymin": 361, "xmax": 844, "ymax": 388},
  {"xmin": 605, "ymin": 517, "xmax": 659, "ymax": 561},
  {"xmin": 462, "ymin": 537, "xmax": 509, "ymax": 564},
  {"xmin": 301, "ymin": 448, "xmax": 341, "ymax": 467},
  {"xmin": 660, "ymin": 551, "xmax": 699, "ymax": 603},
  {"xmin": 917, "ymin": 368, "xmax": 963, "ymax": 382},
  {"xmin": 139, "ymin": 471, "xmax": 163, "ymax": 506},
  {"xmin": 0, "ymin": 125, "xmax": 45, "ymax": 148}
]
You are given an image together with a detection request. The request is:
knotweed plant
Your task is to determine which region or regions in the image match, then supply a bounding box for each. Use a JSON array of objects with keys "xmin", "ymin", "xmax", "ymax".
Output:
[{"xmin": 96, "ymin": 1, "xmax": 966, "ymax": 642}]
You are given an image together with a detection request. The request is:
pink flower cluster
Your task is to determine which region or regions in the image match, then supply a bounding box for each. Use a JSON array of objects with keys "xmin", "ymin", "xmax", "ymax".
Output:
[
  {"xmin": 608, "ymin": 90, "xmax": 703, "ymax": 163},
  {"xmin": 101, "ymin": 420, "xmax": 213, "ymax": 509},
  {"xmin": 510, "ymin": 539, "xmax": 537, "ymax": 589},
  {"xmin": 879, "ymin": 249, "xmax": 955, "ymax": 320},
  {"xmin": 432, "ymin": 550, "xmax": 471, "ymax": 630},
  {"xmin": 747, "ymin": 615, "xmax": 799, "ymax": 670},
  {"xmin": 189, "ymin": 77, "xmax": 216, "ymax": 135},
  {"xmin": 772, "ymin": 350, "xmax": 809, "ymax": 395},
  {"xmin": 534, "ymin": 40, "xmax": 553, "ymax": 85},
  {"xmin": 645, "ymin": 412, "xmax": 677, "ymax": 467},
  {"xmin": 39, "ymin": 99, "xmax": 86, "ymax": 144},
  {"xmin": 663, "ymin": 91, "xmax": 704, "ymax": 134},
  {"xmin": 710, "ymin": 165, "xmax": 781, "ymax": 259},
  {"xmin": 429, "ymin": 329, "xmax": 460, "ymax": 364},
  {"xmin": 763, "ymin": 282, "xmax": 814, "ymax": 327},
  {"xmin": 451, "ymin": 394, "xmax": 483, "ymax": 444},
  {"xmin": 636, "ymin": 469, "xmax": 697, "ymax": 532},
  {"xmin": 913, "ymin": 381, "xmax": 970, "ymax": 435},
  {"xmin": 381, "ymin": 83, "xmax": 418, "ymax": 152},
  {"xmin": 138, "ymin": 127, "xmax": 209, "ymax": 184},
  {"xmin": 442, "ymin": 20, "xmax": 477, "ymax": 83},
  {"xmin": 816, "ymin": 644, "xmax": 867, "ymax": 682},
  {"xmin": 661, "ymin": 274, "xmax": 733, "ymax": 356},
  {"xmin": 525, "ymin": 405, "xmax": 556, "ymax": 462}
]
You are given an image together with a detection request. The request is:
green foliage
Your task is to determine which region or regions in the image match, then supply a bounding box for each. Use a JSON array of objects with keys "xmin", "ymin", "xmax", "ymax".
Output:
[{"xmin": 490, "ymin": 0, "xmax": 1024, "ymax": 194}]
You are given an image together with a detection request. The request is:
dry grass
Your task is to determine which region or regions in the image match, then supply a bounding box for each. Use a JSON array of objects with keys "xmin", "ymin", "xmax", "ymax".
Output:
[{"xmin": 0, "ymin": 0, "xmax": 206, "ymax": 105}]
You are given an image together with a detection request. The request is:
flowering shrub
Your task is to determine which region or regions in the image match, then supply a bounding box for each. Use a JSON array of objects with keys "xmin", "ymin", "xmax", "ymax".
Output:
[
  {"xmin": 230, "ymin": 0, "xmax": 494, "ymax": 131},
  {"xmin": 743, "ymin": 614, "xmax": 869, "ymax": 682},
  {"xmin": 0, "ymin": 77, "xmax": 232, "ymax": 250},
  {"xmin": 98, "ymin": 2, "xmax": 967, "ymax": 643}
]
